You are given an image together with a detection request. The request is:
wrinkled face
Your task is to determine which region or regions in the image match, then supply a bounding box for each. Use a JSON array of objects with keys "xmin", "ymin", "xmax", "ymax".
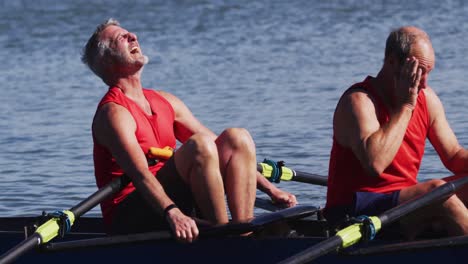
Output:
[
  {"xmin": 99, "ymin": 25, "xmax": 149, "ymax": 69},
  {"xmin": 407, "ymin": 39, "xmax": 435, "ymax": 90}
]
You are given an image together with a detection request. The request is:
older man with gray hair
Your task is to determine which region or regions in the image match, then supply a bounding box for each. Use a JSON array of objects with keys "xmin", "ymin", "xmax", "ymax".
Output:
[{"xmin": 82, "ymin": 18, "xmax": 297, "ymax": 243}]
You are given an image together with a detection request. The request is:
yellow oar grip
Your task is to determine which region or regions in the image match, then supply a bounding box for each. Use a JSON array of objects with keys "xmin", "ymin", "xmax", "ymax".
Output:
[
  {"xmin": 258, "ymin": 162, "xmax": 294, "ymax": 181},
  {"xmin": 149, "ymin": 147, "xmax": 173, "ymax": 160},
  {"xmin": 335, "ymin": 216, "xmax": 381, "ymax": 248},
  {"xmin": 280, "ymin": 167, "xmax": 294, "ymax": 181},
  {"xmin": 35, "ymin": 210, "xmax": 75, "ymax": 243}
]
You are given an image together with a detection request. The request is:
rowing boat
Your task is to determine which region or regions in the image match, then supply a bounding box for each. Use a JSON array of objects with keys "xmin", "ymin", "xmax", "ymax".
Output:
[
  {"xmin": 2, "ymin": 164, "xmax": 467, "ymax": 263},
  {"xmin": 1, "ymin": 205, "xmax": 467, "ymax": 263}
]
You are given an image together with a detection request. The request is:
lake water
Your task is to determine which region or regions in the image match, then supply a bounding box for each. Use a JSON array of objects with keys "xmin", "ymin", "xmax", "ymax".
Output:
[{"xmin": 0, "ymin": 0, "xmax": 467, "ymax": 217}]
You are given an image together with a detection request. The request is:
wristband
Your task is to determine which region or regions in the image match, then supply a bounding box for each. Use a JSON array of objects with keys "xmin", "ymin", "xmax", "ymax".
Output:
[{"xmin": 163, "ymin": 204, "xmax": 178, "ymax": 217}]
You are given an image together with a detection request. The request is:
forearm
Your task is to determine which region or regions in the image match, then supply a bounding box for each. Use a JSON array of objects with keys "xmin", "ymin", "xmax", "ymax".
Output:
[
  {"xmin": 131, "ymin": 171, "xmax": 174, "ymax": 216},
  {"xmin": 256, "ymin": 171, "xmax": 279, "ymax": 196},
  {"xmin": 256, "ymin": 171, "xmax": 297, "ymax": 207},
  {"xmin": 362, "ymin": 106, "xmax": 413, "ymax": 175},
  {"xmin": 132, "ymin": 169, "xmax": 198, "ymax": 242}
]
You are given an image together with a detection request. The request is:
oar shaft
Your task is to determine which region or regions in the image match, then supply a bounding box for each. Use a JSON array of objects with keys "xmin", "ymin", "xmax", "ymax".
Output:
[
  {"xmin": 280, "ymin": 176, "xmax": 468, "ymax": 264},
  {"xmin": 278, "ymin": 236, "xmax": 342, "ymax": 264},
  {"xmin": 379, "ymin": 177, "xmax": 468, "ymax": 225},
  {"xmin": 0, "ymin": 234, "xmax": 41, "ymax": 264},
  {"xmin": 293, "ymin": 171, "xmax": 328, "ymax": 186},
  {"xmin": 45, "ymin": 231, "xmax": 172, "ymax": 251},
  {"xmin": 70, "ymin": 176, "xmax": 129, "ymax": 217}
]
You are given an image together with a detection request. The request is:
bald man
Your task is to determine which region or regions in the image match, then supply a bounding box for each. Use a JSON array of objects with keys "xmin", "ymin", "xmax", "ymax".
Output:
[{"xmin": 325, "ymin": 26, "xmax": 468, "ymax": 238}]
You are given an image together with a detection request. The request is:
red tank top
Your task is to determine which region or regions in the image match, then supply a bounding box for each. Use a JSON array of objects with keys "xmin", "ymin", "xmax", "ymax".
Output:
[
  {"xmin": 93, "ymin": 87, "xmax": 176, "ymax": 225},
  {"xmin": 326, "ymin": 76, "xmax": 430, "ymax": 208}
]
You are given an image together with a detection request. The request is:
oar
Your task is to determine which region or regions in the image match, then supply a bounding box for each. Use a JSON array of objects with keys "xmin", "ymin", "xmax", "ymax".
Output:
[
  {"xmin": 149, "ymin": 149, "xmax": 329, "ymax": 186},
  {"xmin": 257, "ymin": 159, "xmax": 327, "ymax": 186},
  {"xmin": 153, "ymin": 148, "xmax": 329, "ymax": 186},
  {"xmin": 43, "ymin": 203, "xmax": 319, "ymax": 251},
  {"xmin": 0, "ymin": 176, "xmax": 130, "ymax": 264},
  {"xmin": 279, "ymin": 176, "xmax": 468, "ymax": 264}
]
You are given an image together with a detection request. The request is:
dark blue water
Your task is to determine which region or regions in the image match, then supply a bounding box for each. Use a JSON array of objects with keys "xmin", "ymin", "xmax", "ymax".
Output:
[{"xmin": 1, "ymin": 0, "xmax": 467, "ymax": 217}]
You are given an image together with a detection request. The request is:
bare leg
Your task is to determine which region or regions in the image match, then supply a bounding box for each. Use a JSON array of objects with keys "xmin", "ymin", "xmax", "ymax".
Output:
[
  {"xmin": 174, "ymin": 133, "xmax": 229, "ymax": 224},
  {"xmin": 399, "ymin": 179, "xmax": 468, "ymax": 237},
  {"xmin": 216, "ymin": 128, "xmax": 257, "ymax": 222}
]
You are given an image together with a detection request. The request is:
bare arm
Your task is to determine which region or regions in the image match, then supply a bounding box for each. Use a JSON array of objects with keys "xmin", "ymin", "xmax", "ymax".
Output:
[
  {"xmin": 256, "ymin": 173, "xmax": 297, "ymax": 207},
  {"xmin": 425, "ymin": 88, "xmax": 468, "ymax": 174},
  {"xmin": 158, "ymin": 91, "xmax": 215, "ymax": 142},
  {"xmin": 334, "ymin": 89, "xmax": 413, "ymax": 176},
  {"xmin": 93, "ymin": 102, "xmax": 198, "ymax": 242},
  {"xmin": 335, "ymin": 58, "xmax": 422, "ymax": 176},
  {"xmin": 94, "ymin": 103, "xmax": 173, "ymax": 212}
]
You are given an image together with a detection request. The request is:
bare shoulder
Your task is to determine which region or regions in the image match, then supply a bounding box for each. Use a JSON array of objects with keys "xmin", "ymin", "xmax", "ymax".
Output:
[
  {"xmin": 421, "ymin": 86, "xmax": 445, "ymax": 125},
  {"xmin": 93, "ymin": 102, "xmax": 135, "ymax": 133},
  {"xmin": 422, "ymin": 86, "xmax": 442, "ymax": 107},
  {"xmin": 335, "ymin": 88, "xmax": 375, "ymax": 115},
  {"xmin": 155, "ymin": 90, "xmax": 182, "ymax": 105},
  {"xmin": 154, "ymin": 90, "xmax": 191, "ymax": 117},
  {"xmin": 334, "ymin": 88, "xmax": 379, "ymax": 146},
  {"xmin": 94, "ymin": 102, "xmax": 126, "ymax": 122}
]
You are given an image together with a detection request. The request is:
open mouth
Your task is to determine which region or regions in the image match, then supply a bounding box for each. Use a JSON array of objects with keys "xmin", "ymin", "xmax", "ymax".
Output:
[{"xmin": 130, "ymin": 47, "xmax": 139, "ymax": 54}]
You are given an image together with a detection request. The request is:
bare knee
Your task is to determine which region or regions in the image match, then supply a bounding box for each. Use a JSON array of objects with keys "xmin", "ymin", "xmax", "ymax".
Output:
[
  {"xmin": 186, "ymin": 133, "xmax": 218, "ymax": 160},
  {"xmin": 400, "ymin": 179, "xmax": 447, "ymax": 204},
  {"xmin": 424, "ymin": 179, "xmax": 447, "ymax": 192},
  {"xmin": 218, "ymin": 128, "xmax": 255, "ymax": 152}
]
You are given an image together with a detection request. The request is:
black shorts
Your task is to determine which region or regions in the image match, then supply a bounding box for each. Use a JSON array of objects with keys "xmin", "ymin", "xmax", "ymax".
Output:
[
  {"xmin": 324, "ymin": 191, "xmax": 400, "ymax": 227},
  {"xmin": 110, "ymin": 157, "xmax": 195, "ymax": 234}
]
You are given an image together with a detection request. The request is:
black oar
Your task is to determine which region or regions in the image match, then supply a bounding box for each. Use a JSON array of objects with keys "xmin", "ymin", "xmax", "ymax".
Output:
[
  {"xmin": 257, "ymin": 160, "xmax": 327, "ymax": 186},
  {"xmin": 43, "ymin": 203, "xmax": 319, "ymax": 251},
  {"xmin": 279, "ymin": 176, "xmax": 468, "ymax": 264},
  {"xmin": 0, "ymin": 176, "xmax": 130, "ymax": 264}
]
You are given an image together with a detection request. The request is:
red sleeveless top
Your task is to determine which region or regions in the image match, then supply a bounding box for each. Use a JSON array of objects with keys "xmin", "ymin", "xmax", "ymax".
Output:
[
  {"xmin": 326, "ymin": 76, "xmax": 430, "ymax": 208},
  {"xmin": 93, "ymin": 87, "xmax": 177, "ymax": 225}
]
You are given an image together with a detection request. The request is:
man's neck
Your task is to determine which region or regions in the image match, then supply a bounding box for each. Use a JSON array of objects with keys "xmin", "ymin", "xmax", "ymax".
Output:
[{"xmin": 109, "ymin": 69, "xmax": 144, "ymax": 97}]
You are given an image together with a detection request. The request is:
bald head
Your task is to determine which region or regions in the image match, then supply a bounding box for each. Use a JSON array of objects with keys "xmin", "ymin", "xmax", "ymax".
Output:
[{"xmin": 384, "ymin": 26, "xmax": 432, "ymax": 65}]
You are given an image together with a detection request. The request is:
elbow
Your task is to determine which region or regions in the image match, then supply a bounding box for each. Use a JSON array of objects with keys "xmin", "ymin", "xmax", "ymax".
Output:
[
  {"xmin": 443, "ymin": 148, "xmax": 467, "ymax": 174},
  {"xmin": 445, "ymin": 160, "xmax": 465, "ymax": 175},
  {"xmin": 364, "ymin": 159, "xmax": 386, "ymax": 178},
  {"xmin": 354, "ymin": 150, "xmax": 386, "ymax": 177}
]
